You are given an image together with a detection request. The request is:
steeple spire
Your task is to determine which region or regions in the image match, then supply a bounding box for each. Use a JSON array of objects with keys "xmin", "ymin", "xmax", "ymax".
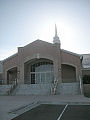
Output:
[
  {"xmin": 55, "ymin": 24, "xmax": 57, "ymax": 36},
  {"xmin": 53, "ymin": 24, "xmax": 61, "ymax": 45}
]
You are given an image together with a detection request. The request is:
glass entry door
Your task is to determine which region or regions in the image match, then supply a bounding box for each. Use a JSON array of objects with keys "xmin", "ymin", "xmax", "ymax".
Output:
[
  {"xmin": 30, "ymin": 60, "xmax": 54, "ymax": 84},
  {"xmin": 30, "ymin": 71, "xmax": 53, "ymax": 84}
]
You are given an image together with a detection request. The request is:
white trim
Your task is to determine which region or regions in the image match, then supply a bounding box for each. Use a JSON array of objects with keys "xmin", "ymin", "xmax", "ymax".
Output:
[{"xmin": 57, "ymin": 104, "xmax": 68, "ymax": 120}]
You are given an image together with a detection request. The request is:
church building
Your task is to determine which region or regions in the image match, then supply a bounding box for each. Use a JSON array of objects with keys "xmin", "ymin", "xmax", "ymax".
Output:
[{"xmin": 2, "ymin": 25, "xmax": 83, "ymax": 95}]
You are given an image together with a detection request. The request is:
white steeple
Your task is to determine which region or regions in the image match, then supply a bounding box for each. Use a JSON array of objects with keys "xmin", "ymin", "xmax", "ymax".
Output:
[
  {"xmin": 53, "ymin": 24, "xmax": 60, "ymax": 44},
  {"xmin": 55, "ymin": 24, "xmax": 57, "ymax": 36}
]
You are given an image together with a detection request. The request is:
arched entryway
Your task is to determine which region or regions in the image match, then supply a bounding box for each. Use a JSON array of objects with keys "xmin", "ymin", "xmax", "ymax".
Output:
[
  {"xmin": 24, "ymin": 58, "xmax": 54, "ymax": 84},
  {"xmin": 7, "ymin": 67, "xmax": 17, "ymax": 84},
  {"xmin": 61, "ymin": 64, "xmax": 76, "ymax": 82}
]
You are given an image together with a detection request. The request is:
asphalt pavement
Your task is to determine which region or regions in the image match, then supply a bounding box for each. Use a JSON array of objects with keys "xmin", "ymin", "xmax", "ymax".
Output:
[
  {"xmin": 12, "ymin": 104, "xmax": 90, "ymax": 120},
  {"xmin": 0, "ymin": 95, "xmax": 90, "ymax": 120}
]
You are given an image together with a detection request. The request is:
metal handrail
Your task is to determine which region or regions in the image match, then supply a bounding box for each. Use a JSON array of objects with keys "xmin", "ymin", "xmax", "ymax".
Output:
[
  {"xmin": 7, "ymin": 79, "xmax": 18, "ymax": 95},
  {"xmin": 79, "ymin": 75, "xmax": 83, "ymax": 95}
]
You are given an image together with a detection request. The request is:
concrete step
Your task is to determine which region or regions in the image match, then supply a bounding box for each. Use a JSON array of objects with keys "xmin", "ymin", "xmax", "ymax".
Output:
[
  {"xmin": 57, "ymin": 82, "xmax": 80, "ymax": 95},
  {"xmin": 0, "ymin": 85, "xmax": 12, "ymax": 95},
  {"xmin": 0, "ymin": 82, "xmax": 80, "ymax": 95},
  {"xmin": 15, "ymin": 84, "xmax": 52, "ymax": 95}
]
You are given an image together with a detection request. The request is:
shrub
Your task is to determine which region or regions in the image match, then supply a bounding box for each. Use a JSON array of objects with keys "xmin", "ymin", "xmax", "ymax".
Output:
[{"xmin": 83, "ymin": 75, "xmax": 90, "ymax": 84}]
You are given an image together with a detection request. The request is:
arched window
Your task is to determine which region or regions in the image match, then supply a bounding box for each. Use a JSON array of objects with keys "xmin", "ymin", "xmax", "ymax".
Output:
[{"xmin": 30, "ymin": 59, "xmax": 54, "ymax": 84}]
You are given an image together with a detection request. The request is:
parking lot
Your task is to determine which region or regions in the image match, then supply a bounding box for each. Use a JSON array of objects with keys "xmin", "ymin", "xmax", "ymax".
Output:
[{"xmin": 12, "ymin": 104, "xmax": 90, "ymax": 120}]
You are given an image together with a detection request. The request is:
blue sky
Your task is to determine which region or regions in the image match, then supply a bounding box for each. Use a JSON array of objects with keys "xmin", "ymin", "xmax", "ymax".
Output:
[{"xmin": 0, "ymin": 0, "xmax": 90, "ymax": 60}]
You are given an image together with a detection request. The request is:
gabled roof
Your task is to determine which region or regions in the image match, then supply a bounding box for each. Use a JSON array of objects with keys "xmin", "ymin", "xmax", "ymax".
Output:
[
  {"xmin": 2, "ymin": 40, "xmax": 53, "ymax": 63},
  {"xmin": 2, "ymin": 53, "xmax": 18, "ymax": 63},
  {"xmin": 61, "ymin": 49, "xmax": 81, "ymax": 57},
  {"xmin": 24, "ymin": 39, "xmax": 53, "ymax": 48}
]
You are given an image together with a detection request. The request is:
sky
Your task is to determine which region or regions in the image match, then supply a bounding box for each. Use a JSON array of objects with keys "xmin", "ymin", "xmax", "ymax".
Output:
[{"xmin": 0, "ymin": 0, "xmax": 90, "ymax": 60}]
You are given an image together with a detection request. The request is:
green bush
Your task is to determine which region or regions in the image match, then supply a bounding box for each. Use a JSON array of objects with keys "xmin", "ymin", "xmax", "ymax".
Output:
[
  {"xmin": 84, "ymin": 93, "xmax": 90, "ymax": 98},
  {"xmin": 83, "ymin": 75, "xmax": 90, "ymax": 84}
]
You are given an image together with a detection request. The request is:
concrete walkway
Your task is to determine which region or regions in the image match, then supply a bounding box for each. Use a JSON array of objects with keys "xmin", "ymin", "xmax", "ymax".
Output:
[{"xmin": 0, "ymin": 95, "xmax": 90, "ymax": 120}]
